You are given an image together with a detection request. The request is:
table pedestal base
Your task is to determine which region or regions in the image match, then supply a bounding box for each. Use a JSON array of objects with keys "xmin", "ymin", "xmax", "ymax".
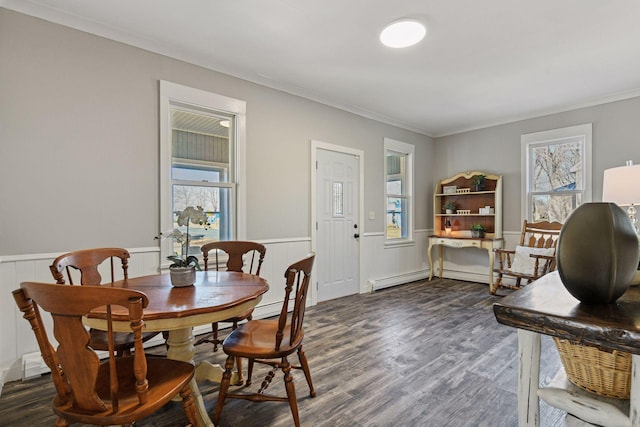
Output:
[
  {"xmin": 167, "ymin": 328, "xmax": 212, "ymax": 427},
  {"xmin": 196, "ymin": 361, "xmax": 240, "ymax": 385}
]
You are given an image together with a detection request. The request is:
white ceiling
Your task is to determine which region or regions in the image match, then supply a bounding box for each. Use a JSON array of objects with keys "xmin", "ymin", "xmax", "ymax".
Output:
[{"xmin": 5, "ymin": 0, "xmax": 640, "ymax": 137}]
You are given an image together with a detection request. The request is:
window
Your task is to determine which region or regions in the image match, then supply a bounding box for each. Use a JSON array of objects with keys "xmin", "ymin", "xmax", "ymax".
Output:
[
  {"xmin": 521, "ymin": 124, "xmax": 592, "ymax": 223},
  {"xmin": 384, "ymin": 138, "xmax": 414, "ymax": 242},
  {"xmin": 160, "ymin": 81, "xmax": 246, "ymax": 265}
]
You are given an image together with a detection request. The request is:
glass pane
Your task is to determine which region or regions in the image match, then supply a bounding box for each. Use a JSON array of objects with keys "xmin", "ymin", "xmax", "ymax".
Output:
[
  {"xmin": 333, "ymin": 182, "xmax": 343, "ymax": 216},
  {"xmin": 531, "ymin": 193, "xmax": 577, "ymax": 223},
  {"xmin": 172, "ymin": 165, "xmax": 223, "ymax": 182},
  {"xmin": 170, "ymin": 107, "xmax": 232, "ymax": 182},
  {"xmin": 530, "ymin": 138, "xmax": 583, "ymax": 193},
  {"xmin": 172, "ymin": 185, "xmax": 232, "ymax": 255},
  {"xmin": 386, "ymin": 151, "xmax": 406, "ymax": 195},
  {"xmin": 386, "ymin": 197, "xmax": 407, "ymax": 239},
  {"xmin": 387, "ymin": 179, "xmax": 402, "ymax": 196}
]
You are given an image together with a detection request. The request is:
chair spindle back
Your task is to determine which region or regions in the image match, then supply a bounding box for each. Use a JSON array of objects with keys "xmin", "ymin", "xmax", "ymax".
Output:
[
  {"xmin": 201, "ymin": 241, "xmax": 266, "ymax": 275},
  {"xmin": 13, "ymin": 282, "xmax": 149, "ymax": 412},
  {"xmin": 49, "ymin": 247, "xmax": 130, "ymax": 285}
]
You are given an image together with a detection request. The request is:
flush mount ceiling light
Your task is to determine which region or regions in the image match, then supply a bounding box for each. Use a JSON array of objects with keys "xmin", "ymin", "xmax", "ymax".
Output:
[
  {"xmin": 219, "ymin": 120, "xmax": 230, "ymax": 128},
  {"xmin": 380, "ymin": 19, "xmax": 426, "ymax": 48}
]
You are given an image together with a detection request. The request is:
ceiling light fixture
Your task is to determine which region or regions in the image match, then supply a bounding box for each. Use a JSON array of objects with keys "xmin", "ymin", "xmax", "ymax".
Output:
[
  {"xmin": 219, "ymin": 120, "xmax": 230, "ymax": 128},
  {"xmin": 380, "ymin": 19, "xmax": 426, "ymax": 48}
]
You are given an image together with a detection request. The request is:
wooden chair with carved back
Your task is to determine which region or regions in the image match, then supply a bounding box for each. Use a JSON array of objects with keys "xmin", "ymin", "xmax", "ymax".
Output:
[
  {"xmin": 492, "ymin": 219, "xmax": 563, "ymax": 294},
  {"xmin": 12, "ymin": 282, "xmax": 198, "ymax": 427},
  {"xmin": 196, "ymin": 240, "xmax": 266, "ymax": 384},
  {"xmin": 214, "ymin": 253, "xmax": 316, "ymax": 427},
  {"xmin": 49, "ymin": 248, "xmax": 161, "ymax": 356}
]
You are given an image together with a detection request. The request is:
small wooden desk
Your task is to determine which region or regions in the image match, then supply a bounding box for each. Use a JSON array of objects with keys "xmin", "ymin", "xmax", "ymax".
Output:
[
  {"xmin": 85, "ymin": 271, "xmax": 269, "ymax": 427},
  {"xmin": 427, "ymin": 235, "xmax": 503, "ymax": 290},
  {"xmin": 493, "ymin": 271, "xmax": 640, "ymax": 427}
]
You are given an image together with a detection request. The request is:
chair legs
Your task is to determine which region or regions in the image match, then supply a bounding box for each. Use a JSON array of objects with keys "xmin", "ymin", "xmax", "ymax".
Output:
[
  {"xmin": 215, "ymin": 353, "xmax": 314, "ymax": 427},
  {"xmin": 214, "ymin": 355, "xmax": 235, "ymax": 426},
  {"xmin": 297, "ymin": 346, "xmax": 315, "ymax": 397},
  {"xmin": 492, "ymin": 273, "xmax": 504, "ymax": 294},
  {"xmin": 179, "ymin": 383, "xmax": 199, "ymax": 427},
  {"xmin": 234, "ymin": 356, "xmax": 244, "ymax": 385},
  {"xmin": 212, "ymin": 322, "xmax": 220, "ymax": 352},
  {"xmin": 246, "ymin": 358, "xmax": 255, "ymax": 386},
  {"xmin": 245, "ymin": 348, "xmax": 315, "ymax": 395},
  {"xmin": 194, "ymin": 322, "xmax": 223, "ymax": 351},
  {"xmin": 281, "ymin": 358, "xmax": 300, "ymax": 427}
]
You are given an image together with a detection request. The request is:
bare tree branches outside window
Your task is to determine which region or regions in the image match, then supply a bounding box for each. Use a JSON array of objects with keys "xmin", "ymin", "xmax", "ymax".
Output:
[{"xmin": 530, "ymin": 138, "xmax": 584, "ymax": 222}]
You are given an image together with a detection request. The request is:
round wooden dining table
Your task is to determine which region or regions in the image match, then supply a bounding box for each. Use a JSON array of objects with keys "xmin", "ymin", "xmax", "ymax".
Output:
[{"xmin": 84, "ymin": 270, "xmax": 269, "ymax": 427}]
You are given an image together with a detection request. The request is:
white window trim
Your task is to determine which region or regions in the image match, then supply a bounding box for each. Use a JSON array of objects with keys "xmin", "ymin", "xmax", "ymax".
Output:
[
  {"xmin": 384, "ymin": 138, "xmax": 414, "ymax": 245},
  {"xmin": 520, "ymin": 123, "xmax": 592, "ymax": 221},
  {"xmin": 159, "ymin": 81, "xmax": 246, "ymax": 267}
]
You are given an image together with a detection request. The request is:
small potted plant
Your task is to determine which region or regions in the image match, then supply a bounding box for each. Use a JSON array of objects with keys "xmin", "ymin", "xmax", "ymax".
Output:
[
  {"xmin": 166, "ymin": 252, "xmax": 201, "ymax": 287},
  {"xmin": 470, "ymin": 223, "xmax": 486, "ymax": 238},
  {"xmin": 444, "ymin": 200, "xmax": 456, "ymax": 214},
  {"xmin": 471, "ymin": 174, "xmax": 487, "ymax": 192},
  {"xmin": 156, "ymin": 206, "xmax": 208, "ymax": 287}
]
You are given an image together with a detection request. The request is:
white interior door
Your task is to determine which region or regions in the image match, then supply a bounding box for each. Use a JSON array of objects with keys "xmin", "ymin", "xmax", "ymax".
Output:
[{"xmin": 316, "ymin": 148, "xmax": 360, "ymax": 302}]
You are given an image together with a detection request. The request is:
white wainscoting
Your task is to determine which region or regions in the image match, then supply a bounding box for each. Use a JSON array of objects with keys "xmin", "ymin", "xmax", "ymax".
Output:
[
  {"xmin": 362, "ymin": 229, "xmax": 430, "ymax": 291},
  {"xmin": 0, "ymin": 239, "xmax": 312, "ymax": 388}
]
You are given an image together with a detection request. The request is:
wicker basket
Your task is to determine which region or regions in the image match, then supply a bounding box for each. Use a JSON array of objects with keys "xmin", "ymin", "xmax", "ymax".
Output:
[{"xmin": 553, "ymin": 337, "xmax": 631, "ymax": 399}]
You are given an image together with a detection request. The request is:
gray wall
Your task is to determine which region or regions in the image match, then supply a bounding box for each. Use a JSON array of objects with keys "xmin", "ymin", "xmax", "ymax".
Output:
[
  {"xmin": 434, "ymin": 97, "xmax": 640, "ymax": 233},
  {"xmin": 0, "ymin": 9, "xmax": 433, "ymax": 256}
]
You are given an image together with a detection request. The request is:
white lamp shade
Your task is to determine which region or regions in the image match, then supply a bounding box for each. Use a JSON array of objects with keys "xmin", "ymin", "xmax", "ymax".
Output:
[{"xmin": 602, "ymin": 164, "xmax": 640, "ymax": 206}]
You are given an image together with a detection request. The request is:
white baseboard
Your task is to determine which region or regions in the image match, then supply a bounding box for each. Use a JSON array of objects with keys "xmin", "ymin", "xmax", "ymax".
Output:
[
  {"xmin": 0, "ymin": 367, "xmax": 8, "ymax": 397},
  {"xmin": 22, "ymin": 352, "xmax": 46, "ymax": 380},
  {"xmin": 370, "ymin": 270, "xmax": 430, "ymax": 291},
  {"xmin": 437, "ymin": 269, "xmax": 491, "ymax": 285}
]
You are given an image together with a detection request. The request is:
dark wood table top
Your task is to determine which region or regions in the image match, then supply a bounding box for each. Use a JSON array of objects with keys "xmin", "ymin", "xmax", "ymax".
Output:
[
  {"xmin": 493, "ymin": 271, "xmax": 640, "ymax": 354},
  {"xmin": 87, "ymin": 271, "xmax": 269, "ymax": 323}
]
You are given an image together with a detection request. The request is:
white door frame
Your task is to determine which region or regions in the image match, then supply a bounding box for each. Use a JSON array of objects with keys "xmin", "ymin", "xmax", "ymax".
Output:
[{"xmin": 310, "ymin": 140, "xmax": 365, "ymax": 306}]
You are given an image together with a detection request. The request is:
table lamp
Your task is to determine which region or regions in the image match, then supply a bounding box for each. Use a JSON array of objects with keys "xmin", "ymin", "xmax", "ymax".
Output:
[
  {"xmin": 602, "ymin": 160, "xmax": 640, "ymax": 236},
  {"xmin": 444, "ymin": 218, "xmax": 452, "ymax": 235}
]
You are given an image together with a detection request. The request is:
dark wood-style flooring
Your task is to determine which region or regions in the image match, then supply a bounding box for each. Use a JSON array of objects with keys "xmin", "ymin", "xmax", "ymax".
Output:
[{"xmin": 0, "ymin": 278, "xmax": 569, "ymax": 426}]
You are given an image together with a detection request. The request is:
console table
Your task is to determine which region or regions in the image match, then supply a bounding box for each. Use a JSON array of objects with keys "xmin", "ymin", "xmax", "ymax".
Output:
[
  {"xmin": 493, "ymin": 271, "xmax": 640, "ymax": 427},
  {"xmin": 427, "ymin": 235, "xmax": 503, "ymax": 289}
]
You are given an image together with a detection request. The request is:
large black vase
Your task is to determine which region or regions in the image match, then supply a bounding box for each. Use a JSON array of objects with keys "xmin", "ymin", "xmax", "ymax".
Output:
[{"xmin": 556, "ymin": 202, "xmax": 639, "ymax": 304}]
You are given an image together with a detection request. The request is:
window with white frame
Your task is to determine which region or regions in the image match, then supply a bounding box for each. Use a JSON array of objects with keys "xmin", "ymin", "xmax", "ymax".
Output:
[
  {"xmin": 384, "ymin": 138, "xmax": 414, "ymax": 242},
  {"xmin": 160, "ymin": 81, "xmax": 246, "ymax": 265},
  {"xmin": 521, "ymin": 123, "xmax": 592, "ymax": 223}
]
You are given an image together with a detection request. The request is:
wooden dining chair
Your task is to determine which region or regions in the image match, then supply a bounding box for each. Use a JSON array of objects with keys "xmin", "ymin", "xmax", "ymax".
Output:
[
  {"xmin": 12, "ymin": 282, "xmax": 199, "ymax": 427},
  {"xmin": 49, "ymin": 247, "xmax": 161, "ymax": 356},
  {"xmin": 196, "ymin": 240, "xmax": 266, "ymax": 383},
  {"xmin": 214, "ymin": 253, "xmax": 316, "ymax": 427},
  {"xmin": 492, "ymin": 219, "xmax": 562, "ymax": 294}
]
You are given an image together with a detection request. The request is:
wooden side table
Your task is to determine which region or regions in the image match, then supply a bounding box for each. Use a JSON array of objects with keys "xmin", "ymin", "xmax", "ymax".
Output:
[
  {"xmin": 427, "ymin": 235, "xmax": 503, "ymax": 290},
  {"xmin": 493, "ymin": 271, "xmax": 640, "ymax": 427}
]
